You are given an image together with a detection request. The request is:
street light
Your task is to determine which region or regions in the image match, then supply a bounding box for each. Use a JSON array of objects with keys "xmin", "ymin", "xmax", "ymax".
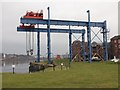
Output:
[
  {"xmin": 61, "ymin": 63, "xmax": 64, "ymax": 70},
  {"xmin": 12, "ymin": 64, "xmax": 15, "ymax": 74}
]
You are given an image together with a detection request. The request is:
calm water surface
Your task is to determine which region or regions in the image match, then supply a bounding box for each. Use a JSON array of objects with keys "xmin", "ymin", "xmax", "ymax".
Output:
[{"xmin": 2, "ymin": 63, "xmax": 29, "ymax": 73}]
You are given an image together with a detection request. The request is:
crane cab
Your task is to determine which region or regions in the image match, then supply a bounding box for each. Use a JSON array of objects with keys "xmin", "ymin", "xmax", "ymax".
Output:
[{"xmin": 23, "ymin": 10, "xmax": 43, "ymax": 19}]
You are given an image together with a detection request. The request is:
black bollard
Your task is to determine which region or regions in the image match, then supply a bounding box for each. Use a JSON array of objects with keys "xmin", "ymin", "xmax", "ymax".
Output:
[
  {"xmin": 61, "ymin": 65, "xmax": 62, "ymax": 70},
  {"xmin": 53, "ymin": 66, "xmax": 55, "ymax": 71}
]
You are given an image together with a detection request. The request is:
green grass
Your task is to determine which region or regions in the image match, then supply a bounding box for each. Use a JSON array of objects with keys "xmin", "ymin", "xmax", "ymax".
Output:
[{"xmin": 2, "ymin": 60, "xmax": 118, "ymax": 88}]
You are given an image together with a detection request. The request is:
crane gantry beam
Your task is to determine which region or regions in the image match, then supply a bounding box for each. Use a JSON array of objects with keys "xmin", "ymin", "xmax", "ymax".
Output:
[
  {"xmin": 20, "ymin": 18, "xmax": 105, "ymax": 28},
  {"xmin": 17, "ymin": 27, "xmax": 85, "ymax": 33}
]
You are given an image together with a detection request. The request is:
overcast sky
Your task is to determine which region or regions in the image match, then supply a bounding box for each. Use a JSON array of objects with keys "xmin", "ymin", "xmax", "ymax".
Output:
[{"xmin": 0, "ymin": 0, "xmax": 119, "ymax": 56}]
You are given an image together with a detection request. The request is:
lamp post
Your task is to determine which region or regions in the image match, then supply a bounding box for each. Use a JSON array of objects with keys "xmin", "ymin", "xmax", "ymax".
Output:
[
  {"xmin": 12, "ymin": 64, "xmax": 15, "ymax": 74},
  {"xmin": 61, "ymin": 63, "xmax": 63, "ymax": 70}
]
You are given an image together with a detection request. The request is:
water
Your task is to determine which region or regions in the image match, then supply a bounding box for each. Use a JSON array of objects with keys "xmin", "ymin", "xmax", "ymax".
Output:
[
  {"xmin": 1, "ymin": 58, "xmax": 46, "ymax": 73},
  {"xmin": 2, "ymin": 63, "xmax": 29, "ymax": 73}
]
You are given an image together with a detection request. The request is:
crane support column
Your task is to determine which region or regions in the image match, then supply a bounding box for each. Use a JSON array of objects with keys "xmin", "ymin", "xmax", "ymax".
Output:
[
  {"xmin": 69, "ymin": 25, "xmax": 72, "ymax": 64},
  {"xmin": 37, "ymin": 25, "xmax": 40, "ymax": 62},
  {"xmin": 103, "ymin": 21, "xmax": 108, "ymax": 61},
  {"xmin": 87, "ymin": 10, "xmax": 92, "ymax": 63},
  {"xmin": 47, "ymin": 7, "xmax": 51, "ymax": 64},
  {"xmin": 82, "ymin": 32, "xmax": 86, "ymax": 61}
]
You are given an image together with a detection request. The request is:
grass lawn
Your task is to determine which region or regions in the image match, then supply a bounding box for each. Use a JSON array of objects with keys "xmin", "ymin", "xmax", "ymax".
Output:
[{"xmin": 2, "ymin": 60, "xmax": 118, "ymax": 88}]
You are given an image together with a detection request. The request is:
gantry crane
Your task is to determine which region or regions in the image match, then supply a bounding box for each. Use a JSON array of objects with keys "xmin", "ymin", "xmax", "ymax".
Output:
[{"xmin": 17, "ymin": 7, "xmax": 108, "ymax": 64}]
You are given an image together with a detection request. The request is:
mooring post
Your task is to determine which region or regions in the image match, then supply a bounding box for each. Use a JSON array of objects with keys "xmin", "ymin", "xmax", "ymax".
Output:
[
  {"xmin": 87, "ymin": 10, "xmax": 92, "ymax": 63},
  {"xmin": 47, "ymin": 7, "xmax": 51, "ymax": 64}
]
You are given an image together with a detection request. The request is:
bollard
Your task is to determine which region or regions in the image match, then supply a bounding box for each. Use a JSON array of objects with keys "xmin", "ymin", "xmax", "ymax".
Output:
[{"xmin": 53, "ymin": 66, "xmax": 55, "ymax": 71}]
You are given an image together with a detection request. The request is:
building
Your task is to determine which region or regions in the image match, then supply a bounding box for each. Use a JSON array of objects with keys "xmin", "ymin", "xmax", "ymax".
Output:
[
  {"xmin": 72, "ymin": 35, "xmax": 120, "ymax": 61},
  {"xmin": 72, "ymin": 40, "xmax": 82, "ymax": 61},
  {"xmin": 91, "ymin": 41, "xmax": 104, "ymax": 60},
  {"xmin": 72, "ymin": 40, "xmax": 104, "ymax": 61},
  {"xmin": 110, "ymin": 35, "xmax": 120, "ymax": 59}
]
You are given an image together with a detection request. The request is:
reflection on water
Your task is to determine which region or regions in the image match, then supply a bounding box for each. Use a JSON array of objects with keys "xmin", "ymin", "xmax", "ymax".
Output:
[{"xmin": 2, "ymin": 63, "xmax": 29, "ymax": 73}]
